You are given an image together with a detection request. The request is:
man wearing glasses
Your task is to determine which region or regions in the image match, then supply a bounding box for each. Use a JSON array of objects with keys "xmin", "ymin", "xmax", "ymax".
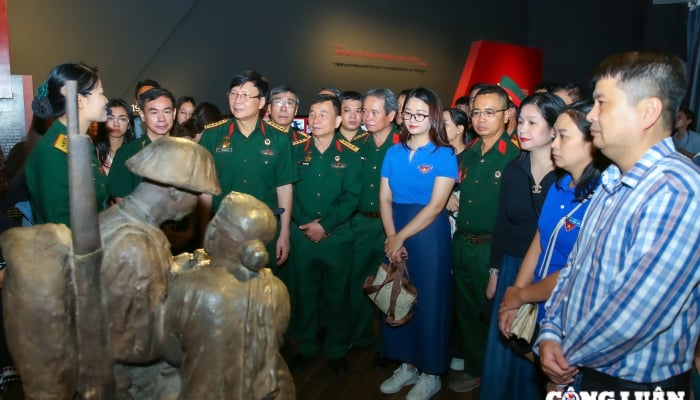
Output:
[
  {"xmin": 109, "ymin": 87, "xmax": 176, "ymax": 202},
  {"xmin": 199, "ymin": 70, "xmax": 298, "ymax": 272},
  {"xmin": 266, "ymin": 85, "xmax": 309, "ymax": 142},
  {"xmin": 450, "ymin": 85, "xmax": 520, "ymax": 392}
]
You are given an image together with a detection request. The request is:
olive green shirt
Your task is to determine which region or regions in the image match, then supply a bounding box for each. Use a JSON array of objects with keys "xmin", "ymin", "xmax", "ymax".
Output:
[
  {"xmin": 291, "ymin": 136, "xmax": 361, "ymax": 233},
  {"xmin": 199, "ymin": 118, "xmax": 299, "ymax": 212},
  {"xmin": 455, "ymin": 131, "xmax": 520, "ymax": 234},
  {"xmin": 25, "ymin": 120, "xmax": 109, "ymax": 227},
  {"xmin": 108, "ymin": 136, "xmax": 152, "ymax": 198},
  {"xmin": 353, "ymin": 129, "xmax": 401, "ymax": 213}
]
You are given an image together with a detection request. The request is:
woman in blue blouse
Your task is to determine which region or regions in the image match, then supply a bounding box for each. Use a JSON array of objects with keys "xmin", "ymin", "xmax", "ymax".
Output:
[
  {"xmin": 498, "ymin": 100, "xmax": 610, "ymax": 391},
  {"xmin": 378, "ymin": 87, "xmax": 457, "ymax": 400}
]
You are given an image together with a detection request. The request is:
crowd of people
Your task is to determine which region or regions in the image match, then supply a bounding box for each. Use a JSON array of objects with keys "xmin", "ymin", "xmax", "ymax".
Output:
[{"xmin": 0, "ymin": 49, "xmax": 698, "ymax": 400}]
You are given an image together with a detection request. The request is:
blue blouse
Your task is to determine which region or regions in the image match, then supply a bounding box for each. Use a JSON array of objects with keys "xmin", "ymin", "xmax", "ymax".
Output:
[
  {"xmin": 533, "ymin": 175, "xmax": 592, "ymax": 320},
  {"xmin": 381, "ymin": 141, "xmax": 458, "ymax": 205}
]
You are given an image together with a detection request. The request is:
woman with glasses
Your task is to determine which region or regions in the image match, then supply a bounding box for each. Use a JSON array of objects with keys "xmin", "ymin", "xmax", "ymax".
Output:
[
  {"xmin": 94, "ymin": 98, "xmax": 135, "ymax": 175},
  {"xmin": 478, "ymin": 93, "xmax": 565, "ymax": 399},
  {"xmin": 25, "ymin": 61, "xmax": 110, "ymax": 227},
  {"xmin": 378, "ymin": 87, "xmax": 457, "ymax": 400},
  {"xmin": 498, "ymin": 100, "xmax": 609, "ymax": 393}
]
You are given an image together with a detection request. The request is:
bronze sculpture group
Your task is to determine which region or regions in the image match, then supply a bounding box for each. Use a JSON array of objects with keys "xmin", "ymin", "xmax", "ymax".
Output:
[{"xmin": 0, "ymin": 136, "xmax": 295, "ymax": 399}]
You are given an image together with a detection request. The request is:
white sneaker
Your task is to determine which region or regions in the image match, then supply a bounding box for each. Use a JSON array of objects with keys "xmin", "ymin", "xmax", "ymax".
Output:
[
  {"xmin": 379, "ymin": 363, "xmax": 419, "ymax": 394},
  {"xmin": 406, "ymin": 373, "xmax": 441, "ymax": 400}
]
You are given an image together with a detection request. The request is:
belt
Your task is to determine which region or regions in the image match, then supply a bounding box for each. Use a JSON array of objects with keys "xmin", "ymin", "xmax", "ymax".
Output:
[
  {"xmin": 458, "ymin": 232, "xmax": 493, "ymax": 244},
  {"xmin": 359, "ymin": 211, "xmax": 381, "ymax": 219},
  {"xmin": 579, "ymin": 367, "xmax": 691, "ymax": 393}
]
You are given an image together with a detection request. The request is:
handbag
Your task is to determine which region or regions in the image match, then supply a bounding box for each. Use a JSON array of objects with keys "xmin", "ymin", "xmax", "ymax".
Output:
[
  {"xmin": 508, "ymin": 200, "xmax": 588, "ymax": 355},
  {"xmin": 363, "ymin": 260, "xmax": 417, "ymax": 327}
]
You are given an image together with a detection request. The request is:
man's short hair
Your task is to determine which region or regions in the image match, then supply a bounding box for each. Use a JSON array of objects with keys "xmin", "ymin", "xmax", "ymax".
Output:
[
  {"xmin": 679, "ymin": 106, "xmax": 696, "ymax": 124},
  {"xmin": 363, "ymin": 88, "xmax": 398, "ymax": 115},
  {"xmin": 135, "ymin": 79, "xmax": 160, "ymax": 101},
  {"xmin": 268, "ymin": 85, "xmax": 299, "ymax": 104},
  {"xmin": 310, "ymin": 94, "xmax": 340, "ymax": 115},
  {"xmin": 139, "ymin": 87, "xmax": 176, "ymax": 110},
  {"xmin": 591, "ymin": 51, "xmax": 687, "ymax": 130},
  {"xmin": 339, "ymin": 90, "xmax": 362, "ymax": 102},
  {"xmin": 228, "ymin": 71, "xmax": 270, "ymax": 101},
  {"xmin": 455, "ymin": 96, "xmax": 470, "ymax": 107},
  {"xmin": 473, "ymin": 85, "xmax": 509, "ymax": 109}
]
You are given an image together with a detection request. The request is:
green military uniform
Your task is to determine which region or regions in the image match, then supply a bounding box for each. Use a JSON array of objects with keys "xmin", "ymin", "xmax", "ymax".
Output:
[
  {"xmin": 336, "ymin": 127, "xmax": 367, "ymax": 142},
  {"xmin": 199, "ymin": 118, "xmax": 298, "ymax": 272},
  {"xmin": 349, "ymin": 129, "xmax": 402, "ymax": 347},
  {"xmin": 453, "ymin": 131, "xmax": 519, "ymax": 377},
  {"xmin": 264, "ymin": 119, "xmax": 310, "ymax": 142},
  {"xmin": 288, "ymin": 135, "xmax": 360, "ymax": 359},
  {"xmin": 108, "ymin": 136, "xmax": 152, "ymax": 198},
  {"xmin": 25, "ymin": 120, "xmax": 109, "ymax": 227}
]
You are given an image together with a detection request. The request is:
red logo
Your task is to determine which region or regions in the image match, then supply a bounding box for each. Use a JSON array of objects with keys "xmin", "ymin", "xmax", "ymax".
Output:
[{"xmin": 418, "ymin": 164, "xmax": 432, "ymax": 174}]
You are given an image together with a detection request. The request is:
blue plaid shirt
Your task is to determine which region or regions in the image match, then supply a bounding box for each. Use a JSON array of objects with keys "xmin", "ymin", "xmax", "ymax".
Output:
[{"xmin": 537, "ymin": 138, "xmax": 700, "ymax": 382}]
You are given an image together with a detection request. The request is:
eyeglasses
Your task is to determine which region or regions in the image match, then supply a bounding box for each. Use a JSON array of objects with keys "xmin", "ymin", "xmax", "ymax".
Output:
[
  {"xmin": 106, "ymin": 116, "xmax": 129, "ymax": 125},
  {"xmin": 401, "ymin": 111, "xmax": 429, "ymax": 122},
  {"xmin": 469, "ymin": 109, "xmax": 507, "ymax": 120},
  {"xmin": 271, "ymin": 99, "xmax": 297, "ymax": 108},
  {"xmin": 228, "ymin": 91, "xmax": 261, "ymax": 102}
]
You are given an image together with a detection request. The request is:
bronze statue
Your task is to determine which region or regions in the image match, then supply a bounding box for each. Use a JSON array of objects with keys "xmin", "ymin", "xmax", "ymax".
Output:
[
  {"xmin": 162, "ymin": 192, "xmax": 294, "ymax": 400},
  {"xmin": 1, "ymin": 137, "xmax": 294, "ymax": 399}
]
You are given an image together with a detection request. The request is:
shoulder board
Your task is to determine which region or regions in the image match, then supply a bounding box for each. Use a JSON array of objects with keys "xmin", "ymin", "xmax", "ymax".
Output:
[
  {"xmin": 338, "ymin": 138, "xmax": 359, "ymax": 152},
  {"xmin": 264, "ymin": 119, "xmax": 289, "ymax": 133},
  {"xmin": 204, "ymin": 118, "xmax": 229, "ymax": 130},
  {"xmin": 351, "ymin": 131, "xmax": 370, "ymax": 142},
  {"xmin": 292, "ymin": 137, "xmax": 311, "ymax": 146},
  {"xmin": 294, "ymin": 130, "xmax": 310, "ymax": 139},
  {"xmin": 53, "ymin": 133, "xmax": 68, "ymax": 153}
]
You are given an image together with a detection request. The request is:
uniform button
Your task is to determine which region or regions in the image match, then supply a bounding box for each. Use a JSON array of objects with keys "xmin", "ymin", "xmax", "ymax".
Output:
[
  {"xmin": 466, "ymin": 221, "xmax": 470, "ymax": 224},
  {"xmin": 480, "ymin": 159, "xmax": 485, "ymax": 163},
  {"xmin": 317, "ymin": 192, "xmax": 321, "ymax": 197},
  {"xmin": 468, "ymin": 200, "xmax": 472, "ymax": 204},
  {"xmin": 318, "ymin": 173, "xmax": 322, "ymax": 177},
  {"xmin": 317, "ymin": 211, "xmax": 321, "ymax": 216},
  {"xmin": 243, "ymin": 179, "xmax": 247, "ymax": 184},
  {"xmin": 372, "ymin": 166, "xmax": 377, "ymax": 170},
  {"xmin": 370, "ymin": 201, "xmax": 375, "ymax": 206},
  {"xmin": 475, "ymin": 180, "xmax": 479, "ymax": 184},
  {"xmin": 370, "ymin": 183, "xmax": 374, "ymax": 188}
]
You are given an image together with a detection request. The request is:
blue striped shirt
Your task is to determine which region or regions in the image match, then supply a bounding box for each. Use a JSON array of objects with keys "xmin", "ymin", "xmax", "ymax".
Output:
[{"xmin": 536, "ymin": 138, "xmax": 700, "ymax": 382}]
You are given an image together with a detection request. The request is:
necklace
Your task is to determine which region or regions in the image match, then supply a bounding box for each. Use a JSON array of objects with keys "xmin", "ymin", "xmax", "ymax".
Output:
[{"xmin": 531, "ymin": 183, "xmax": 542, "ymax": 194}]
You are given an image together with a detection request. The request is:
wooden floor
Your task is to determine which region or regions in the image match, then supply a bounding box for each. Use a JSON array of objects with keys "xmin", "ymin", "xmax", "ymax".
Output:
[{"xmin": 283, "ymin": 345, "xmax": 479, "ymax": 400}]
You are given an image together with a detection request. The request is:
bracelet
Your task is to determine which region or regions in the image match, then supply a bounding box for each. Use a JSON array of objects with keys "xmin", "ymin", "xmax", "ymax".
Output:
[{"xmin": 488, "ymin": 268, "xmax": 499, "ymax": 276}]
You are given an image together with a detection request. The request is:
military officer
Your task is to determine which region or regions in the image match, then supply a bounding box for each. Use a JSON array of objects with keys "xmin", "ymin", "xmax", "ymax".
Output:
[
  {"xmin": 337, "ymin": 90, "xmax": 366, "ymax": 142},
  {"xmin": 287, "ymin": 94, "xmax": 361, "ymax": 374},
  {"xmin": 266, "ymin": 85, "xmax": 309, "ymax": 142},
  {"xmin": 348, "ymin": 88, "xmax": 401, "ymax": 353},
  {"xmin": 199, "ymin": 71, "xmax": 298, "ymax": 270},
  {"xmin": 109, "ymin": 87, "xmax": 176, "ymax": 201},
  {"xmin": 450, "ymin": 85, "xmax": 520, "ymax": 392}
]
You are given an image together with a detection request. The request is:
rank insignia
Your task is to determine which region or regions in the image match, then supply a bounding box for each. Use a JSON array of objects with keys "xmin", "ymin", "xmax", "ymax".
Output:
[
  {"xmin": 264, "ymin": 138, "xmax": 271, "ymax": 146},
  {"xmin": 304, "ymin": 152, "xmax": 312, "ymax": 162},
  {"xmin": 216, "ymin": 147, "xmax": 233, "ymax": 153},
  {"xmin": 53, "ymin": 134, "xmax": 68, "ymax": 153},
  {"xmin": 261, "ymin": 148, "xmax": 275, "ymax": 156},
  {"xmin": 495, "ymin": 171, "xmax": 502, "ymax": 178},
  {"xmin": 334, "ymin": 155, "xmax": 340, "ymax": 162},
  {"xmin": 418, "ymin": 164, "xmax": 433, "ymax": 174}
]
